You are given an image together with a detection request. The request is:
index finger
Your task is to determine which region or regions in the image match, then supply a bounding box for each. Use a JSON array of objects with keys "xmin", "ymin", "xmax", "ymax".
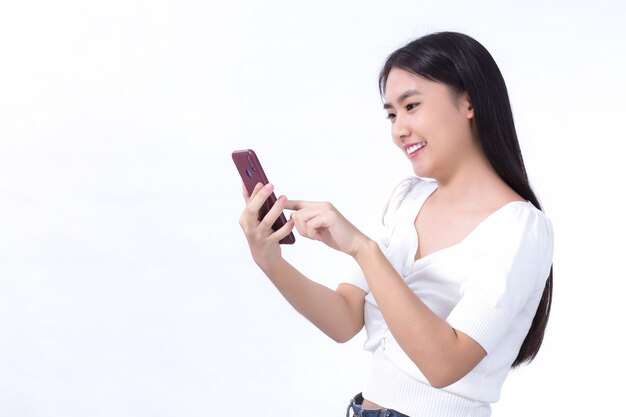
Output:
[{"xmin": 284, "ymin": 200, "xmax": 315, "ymax": 210}]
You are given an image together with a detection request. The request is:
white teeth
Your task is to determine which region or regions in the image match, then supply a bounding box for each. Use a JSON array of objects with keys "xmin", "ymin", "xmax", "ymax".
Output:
[{"xmin": 406, "ymin": 141, "xmax": 426, "ymax": 154}]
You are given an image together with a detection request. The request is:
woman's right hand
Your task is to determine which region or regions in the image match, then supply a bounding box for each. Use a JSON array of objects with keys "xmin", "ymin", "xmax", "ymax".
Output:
[{"xmin": 238, "ymin": 181, "xmax": 296, "ymax": 271}]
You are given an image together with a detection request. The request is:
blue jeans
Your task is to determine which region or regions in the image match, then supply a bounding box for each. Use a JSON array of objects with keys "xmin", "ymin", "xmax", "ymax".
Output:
[{"xmin": 346, "ymin": 393, "xmax": 410, "ymax": 417}]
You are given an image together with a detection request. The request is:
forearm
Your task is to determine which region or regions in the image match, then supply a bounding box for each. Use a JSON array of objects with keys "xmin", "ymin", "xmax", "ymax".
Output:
[
  {"xmin": 354, "ymin": 239, "xmax": 474, "ymax": 387},
  {"xmin": 260, "ymin": 258, "xmax": 362, "ymax": 343}
]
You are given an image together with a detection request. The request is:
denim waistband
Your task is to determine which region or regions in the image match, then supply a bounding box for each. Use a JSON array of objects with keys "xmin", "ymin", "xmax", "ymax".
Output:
[{"xmin": 346, "ymin": 392, "xmax": 410, "ymax": 417}]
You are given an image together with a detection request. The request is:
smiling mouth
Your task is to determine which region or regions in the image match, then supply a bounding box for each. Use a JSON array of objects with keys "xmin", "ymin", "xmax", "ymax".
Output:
[{"xmin": 405, "ymin": 141, "xmax": 427, "ymax": 157}]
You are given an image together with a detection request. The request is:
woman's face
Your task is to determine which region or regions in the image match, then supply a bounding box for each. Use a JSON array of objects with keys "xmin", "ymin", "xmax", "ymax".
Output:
[{"xmin": 383, "ymin": 67, "xmax": 476, "ymax": 180}]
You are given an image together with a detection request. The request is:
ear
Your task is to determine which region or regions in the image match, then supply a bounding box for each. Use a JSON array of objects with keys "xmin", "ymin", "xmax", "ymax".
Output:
[{"xmin": 460, "ymin": 91, "xmax": 474, "ymax": 119}]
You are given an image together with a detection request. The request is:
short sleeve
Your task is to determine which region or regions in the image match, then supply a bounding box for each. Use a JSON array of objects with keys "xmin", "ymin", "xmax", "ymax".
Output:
[
  {"xmin": 342, "ymin": 176, "xmax": 420, "ymax": 292},
  {"xmin": 445, "ymin": 204, "xmax": 554, "ymax": 353}
]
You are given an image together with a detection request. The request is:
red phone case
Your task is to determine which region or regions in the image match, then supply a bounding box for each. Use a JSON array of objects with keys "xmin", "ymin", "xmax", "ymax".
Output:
[{"xmin": 232, "ymin": 149, "xmax": 296, "ymax": 245}]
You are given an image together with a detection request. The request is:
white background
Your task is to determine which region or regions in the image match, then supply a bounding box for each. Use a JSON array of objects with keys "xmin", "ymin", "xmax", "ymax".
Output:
[{"xmin": 1, "ymin": 1, "xmax": 625, "ymax": 416}]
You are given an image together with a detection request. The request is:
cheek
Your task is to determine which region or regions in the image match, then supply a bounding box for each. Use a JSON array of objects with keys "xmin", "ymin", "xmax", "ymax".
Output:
[
  {"xmin": 407, "ymin": 114, "xmax": 426, "ymax": 135},
  {"xmin": 432, "ymin": 107, "xmax": 467, "ymax": 141},
  {"xmin": 413, "ymin": 105, "xmax": 445, "ymax": 137}
]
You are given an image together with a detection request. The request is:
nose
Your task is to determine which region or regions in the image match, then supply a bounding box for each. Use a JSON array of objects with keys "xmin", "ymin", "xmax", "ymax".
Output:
[{"xmin": 391, "ymin": 114, "xmax": 410, "ymax": 145}]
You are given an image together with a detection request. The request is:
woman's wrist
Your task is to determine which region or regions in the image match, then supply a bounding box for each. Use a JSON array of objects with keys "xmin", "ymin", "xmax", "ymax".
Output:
[
  {"xmin": 257, "ymin": 255, "xmax": 287, "ymax": 276},
  {"xmin": 353, "ymin": 235, "xmax": 378, "ymax": 263}
]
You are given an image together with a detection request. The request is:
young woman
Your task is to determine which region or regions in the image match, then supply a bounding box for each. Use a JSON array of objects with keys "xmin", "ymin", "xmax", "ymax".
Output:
[{"xmin": 238, "ymin": 31, "xmax": 554, "ymax": 417}]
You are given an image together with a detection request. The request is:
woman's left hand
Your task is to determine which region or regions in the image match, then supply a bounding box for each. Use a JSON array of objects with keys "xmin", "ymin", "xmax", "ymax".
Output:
[{"xmin": 284, "ymin": 199, "xmax": 371, "ymax": 257}]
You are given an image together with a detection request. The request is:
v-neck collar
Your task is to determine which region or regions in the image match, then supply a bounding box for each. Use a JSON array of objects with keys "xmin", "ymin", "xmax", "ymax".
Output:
[{"xmin": 402, "ymin": 180, "xmax": 531, "ymax": 269}]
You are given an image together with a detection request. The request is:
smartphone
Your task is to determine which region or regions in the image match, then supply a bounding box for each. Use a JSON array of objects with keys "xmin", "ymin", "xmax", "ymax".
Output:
[{"xmin": 232, "ymin": 149, "xmax": 296, "ymax": 245}]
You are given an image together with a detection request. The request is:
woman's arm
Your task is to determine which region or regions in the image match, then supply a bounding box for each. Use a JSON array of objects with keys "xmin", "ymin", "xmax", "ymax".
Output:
[
  {"xmin": 261, "ymin": 258, "xmax": 366, "ymax": 343},
  {"xmin": 238, "ymin": 181, "xmax": 365, "ymax": 343},
  {"xmin": 354, "ymin": 238, "xmax": 486, "ymax": 388},
  {"xmin": 284, "ymin": 195, "xmax": 486, "ymax": 388}
]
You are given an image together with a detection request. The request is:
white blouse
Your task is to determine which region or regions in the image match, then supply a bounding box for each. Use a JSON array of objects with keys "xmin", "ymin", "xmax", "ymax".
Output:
[{"xmin": 345, "ymin": 176, "xmax": 554, "ymax": 417}]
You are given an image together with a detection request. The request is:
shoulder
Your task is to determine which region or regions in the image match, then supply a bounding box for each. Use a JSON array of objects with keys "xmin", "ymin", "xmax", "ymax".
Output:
[
  {"xmin": 386, "ymin": 175, "xmax": 435, "ymax": 210},
  {"xmin": 466, "ymin": 201, "xmax": 554, "ymax": 282},
  {"xmin": 381, "ymin": 176, "xmax": 434, "ymax": 225},
  {"xmin": 485, "ymin": 202, "xmax": 554, "ymax": 245}
]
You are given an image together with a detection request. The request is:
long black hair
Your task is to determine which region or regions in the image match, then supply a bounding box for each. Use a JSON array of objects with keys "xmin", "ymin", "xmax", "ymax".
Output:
[{"xmin": 378, "ymin": 31, "xmax": 553, "ymax": 368}]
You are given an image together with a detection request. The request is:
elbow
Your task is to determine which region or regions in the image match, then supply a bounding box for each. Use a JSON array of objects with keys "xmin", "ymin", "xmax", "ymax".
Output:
[
  {"xmin": 329, "ymin": 325, "xmax": 362, "ymax": 344},
  {"xmin": 330, "ymin": 330, "xmax": 357, "ymax": 344},
  {"xmin": 427, "ymin": 375, "xmax": 458, "ymax": 389},
  {"xmin": 332, "ymin": 334, "xmax": 352, "ymax": 344},
  {"xmin": 421, "ymin": 362, "xmax": 466, "ymax": 389},
  {"xmin": 409, "ymin": 342, "xmax": 485, "ymax": 389}
]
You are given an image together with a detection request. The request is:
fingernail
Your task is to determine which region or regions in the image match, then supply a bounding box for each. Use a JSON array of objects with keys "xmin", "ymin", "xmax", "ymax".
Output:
[{"xmin": 264, "ymin": 183, "xmax": 273, "ymax": 190}]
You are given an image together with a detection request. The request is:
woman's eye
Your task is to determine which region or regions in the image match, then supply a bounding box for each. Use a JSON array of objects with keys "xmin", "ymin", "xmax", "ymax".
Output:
[
  {"xmin": 406, "ymin": 103, "xmax": 420, "ymax": 111},
  {"xmin": 386, "ymin": 113, "xmax": 396, "ymax": 120}
]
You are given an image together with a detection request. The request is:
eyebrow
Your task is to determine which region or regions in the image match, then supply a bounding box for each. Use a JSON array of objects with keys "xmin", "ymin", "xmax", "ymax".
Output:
[{"xmin": 383, "ymin": 89, "xmax": 422, "ymax": 109}]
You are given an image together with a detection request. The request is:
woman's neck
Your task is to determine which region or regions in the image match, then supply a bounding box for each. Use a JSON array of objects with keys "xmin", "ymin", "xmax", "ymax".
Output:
[{"xmin": 432, "ymin": 152, "xmax": 507, "ymax": 209}]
